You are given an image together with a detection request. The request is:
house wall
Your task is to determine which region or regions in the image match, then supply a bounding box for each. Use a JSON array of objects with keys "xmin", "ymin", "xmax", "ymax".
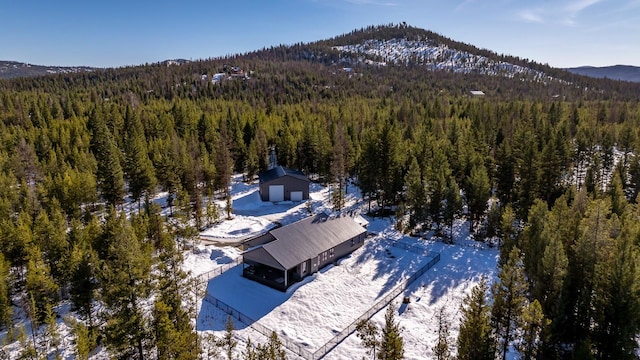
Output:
[
  {"xmin": 295, "ymin": 231, "xmax": 366, "ymax": 278},
  {"xmin": 260, "ymin": 176, "xmax": 310, "ymax": 201}
]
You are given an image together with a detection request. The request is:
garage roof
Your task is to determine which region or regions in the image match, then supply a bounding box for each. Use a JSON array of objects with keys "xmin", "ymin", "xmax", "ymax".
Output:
[
  {"xmin": 258, "ymin": 166, "xmax": 309, "ymax": 183},
  {"xmin": 243, "ymin": 212, "xmax": 367, "ymax": 270}
]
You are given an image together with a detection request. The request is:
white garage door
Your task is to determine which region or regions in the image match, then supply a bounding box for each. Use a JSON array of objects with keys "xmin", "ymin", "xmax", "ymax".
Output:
[
  {"xmin": 290, "ymin": 191, "xmax": 303, "ymax": 202},
  {"xmin": 269, "ymin": 185, "xmax": 285, "ymax": 202}
]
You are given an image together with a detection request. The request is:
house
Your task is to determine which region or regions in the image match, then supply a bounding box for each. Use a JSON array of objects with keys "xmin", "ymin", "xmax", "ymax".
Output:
[
  {"xmin": 242, "ymin": 212, "xmax": 368, "ymax": 291},
  {"xmin": 470, "ymin": 90, "xmax": 485, "ymax": 97},
  {"xmin": 258, "ymin": 166, "xmax": 310, "ymax": 202}
]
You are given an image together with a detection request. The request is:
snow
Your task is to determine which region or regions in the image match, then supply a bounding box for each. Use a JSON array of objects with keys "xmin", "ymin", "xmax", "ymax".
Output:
[
  {"xmin": 333, "ymin": 38, "xmax": 557, "ymax": 83},
  {"xmin": 1, "ymin": 174, "xmax": 499, "ymax": 359}
]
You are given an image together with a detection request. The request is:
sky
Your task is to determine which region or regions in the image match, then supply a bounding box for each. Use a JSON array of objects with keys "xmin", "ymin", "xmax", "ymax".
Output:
[{"xmin": 0, "ymin": 0, "xmax": 639, "ymax": 68}]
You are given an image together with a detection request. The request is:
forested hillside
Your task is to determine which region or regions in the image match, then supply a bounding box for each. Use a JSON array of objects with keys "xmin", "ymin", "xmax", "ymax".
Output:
[{"xmin": 1, "ymin": 24, "xmax": 640, "ymax": 359}]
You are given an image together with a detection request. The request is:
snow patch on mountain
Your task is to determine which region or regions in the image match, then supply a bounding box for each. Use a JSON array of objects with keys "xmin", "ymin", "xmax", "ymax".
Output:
[{"xmin": 334, "ymin": 38, "xmax": 559, "ymax": 83}]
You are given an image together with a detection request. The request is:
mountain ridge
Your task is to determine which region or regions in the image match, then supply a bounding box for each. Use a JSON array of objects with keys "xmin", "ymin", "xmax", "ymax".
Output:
[
  {"xmin": 0, "ymin": 60, "xmax": 95, "ymax": 79},
  {"xmin": 2, "ymin": 24, "xmax": 639, "ymax": 101},
  {"xmin": 566, "ymin": 65, "xmax": 640, "ymax": 82}
]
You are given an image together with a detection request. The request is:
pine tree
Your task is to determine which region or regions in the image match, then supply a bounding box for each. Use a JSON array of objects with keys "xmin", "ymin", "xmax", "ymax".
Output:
[
  {"xmin": 25, "ymin": 245, "xmax": 59, "ymax": 321},
  {"xmin": 244, "ymin": 337, "xmax": 259, "ymax": 360},
  {"xmin": 457, "ymin": 278, "xmax": 494, "ymax": 360},
  {"xmin": 569, "ymin": 199, "xmax": 611, "ymax": 342},
  {"xmin": 0, "ymin": 254, "xmax": 12, "ymax": 330},
  {"xmin": 517, "ymin": 299, "xmax": 548, "ymax": 360},
  {"xmin": 43, "ymin": 303, "xmax": 62, "ymax": 359},
  {"xmin": 465, "ymin": 162, "xmax": 491, "ymax": 237},
  {"xmin": 491, "ymin": 247, "xmax": 528, "ymax": 360},
  {"xmin": 520, "ymin": 199, "xmax": 548, "ymax": 298},
  {"xmin": 256, "ymin": 331, "xmax": 287, "ymax": 360},
  {"xmin": 378, "ymin": 303, "xmax": 404, "ymax": 360},
  {"xmin": 609, "ymin": 171, "xmax": 627, "ymax": 217},
  {"xmin": 443, "ymin": 178, "xmax": 462, "ymax": 242},
  {"xmin": 356, "ymin": 318, "xmax": 380, "ymax": 359},
  {"xmin": 99, "ymin": 210, "xmax": 152, "ymax": 359},
  {"xmin": 69, "ymin": 318, "xmax": 92, "ymax": 360},
  {"xmin": 123, "ymin": 106, "xmax": 157, "ymax": 205},
  {"xmin": 153, "ymin": 217, "xmax": 199, "ymax": 359},
  {"xmin": 432, "ymin": 306, "xmax": 452, "ymax": 360},
  {"xmin": 591, "ymin": 212, "xmax": 640, "ymax": 359},
  {"xmin": 220, "ymin": 315, "xmax": 237, "ymax": 360},
  {"xmin": 426, "ymin": 145, "xmax": 450, "ymax": 231},
  {"xmin": 89, "ymin": 107, "xmax": 125, "ymax": 206}
]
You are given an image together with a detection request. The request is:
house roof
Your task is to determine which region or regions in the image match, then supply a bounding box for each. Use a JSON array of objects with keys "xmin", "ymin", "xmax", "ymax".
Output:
[
  {"xmin": 243, "ymin": 213, "xmax": 367, "ymax": 270},
  {"xmin": 258, "ymin": 166, "xmax": 309, "ymax": 183}
]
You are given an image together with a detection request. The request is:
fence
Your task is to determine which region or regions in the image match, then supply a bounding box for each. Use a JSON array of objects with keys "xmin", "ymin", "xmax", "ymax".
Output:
[
  {"xmin": 197, "ymin": 258, "xmax": 242, "ymax": 284},
  {"xmin": 204, "ymin": 293, "xmax": 316, "ymax": 360},
  {"xmin": 201, "ymin": 243, "xmax": 441, "ymax": 360},
  {"xmin": 311, "ymin": 251, "xmax": 440, "ymax": 359}
]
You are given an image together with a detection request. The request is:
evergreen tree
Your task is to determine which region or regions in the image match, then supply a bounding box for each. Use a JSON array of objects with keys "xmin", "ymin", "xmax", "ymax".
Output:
[
  {"xmin": 43, "ymin": 303, "xmax": 62, "ymax": 359},
  {"xmin": 517, "ymin": 299, "xmax": 548, "ymax": 360},
  {"xmin": 443, "ymin": 178, "xmax": 462, "ymax": 242},
  {"xmin": 69, "ymin": 318, "xmax": 93, "ymax": 360},
  {"xmin": 609, "ymin": 171, "xmax": 627, "ymax": 217},
  {"xmin": 25, "ymin": 246, "xmax": 59, "ymax": 321},
  {"xmin": 0, "ymin": 254, "xmax": 12, "ymax": 330},
  {"xmin": 356, "ymin": 318, "xmax": 380, "ymax": 359},
  {"xmin": 244, "ymin": 337, "xmax": 259, "ymax": 360},
  {"xmin": 153, "ymin": 215, "xmax": 198, "ymax": 359},
  {"xmin": 89, "ymin": 107, "xmax": 125, "ymax": 206},
  {"xmin": 491, "ymin": 247, "xmax": 528, "ymax": 360},
  {"xmin": 426, "ymin": 145, "xmax": 450, "ymax": 231},
  {"xmin": 495, "ymin": 140, "xmax": 515, "ymax": 205},
  {"xmin": 99, "ymin": 210, "xmax": 152, "ymax": 359},
  {"xmin": 404, "ymin": 156, "xmax": 426, "ymax": 229},
  {"xmin": 539, "ymin": 219, "xmax": 568, "ymax": 313},
  {"xmin": 465, "ymin": 162, "xmax": 491, "ymax": 237},
  {"xmin": 457, "ymin": 278, "xmax": 494, "ymax": 360},
  {"xmin": 255, "ymin": 331, "xmax": 287, "ymax": 360},
  {"xmin": 378, "ymin": 303, "xmax": 404, "ymax": 360},
  {"xmin": 569, "ymin": 199, "xmax": 611, "ymax": 342},
  {"xmin": 520, "ymin": 199, "xmax": 548, "ymax": 298},
  {"xmin": 220, "ymin": 315, "xmax": 237, "ymax": 360},
  {"xmin": 591, "ymin": 212, "xmax": 640, "ymax": 359},
  {"xmin": 432, "ymin": 306, "xmax": 452, "ymax": 360},
  {"xmin": 123, "ymin": 106, "xmax": 157, "ymax": 205}
]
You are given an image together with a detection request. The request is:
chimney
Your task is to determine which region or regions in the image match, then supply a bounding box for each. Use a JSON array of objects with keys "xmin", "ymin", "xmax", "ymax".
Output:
[{"xmin": 268, "ymin": 146, "xmax": 277, "ymax": 170}]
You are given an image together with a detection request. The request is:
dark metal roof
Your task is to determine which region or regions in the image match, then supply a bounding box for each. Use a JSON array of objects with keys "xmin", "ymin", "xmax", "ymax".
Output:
[
  {"xmin": 243, "ymin": 213, "xmax": 367, "ymax": 270},
  {"xmin": 258, "ymin": 166, "xmax": 309, "ymax": 183}
]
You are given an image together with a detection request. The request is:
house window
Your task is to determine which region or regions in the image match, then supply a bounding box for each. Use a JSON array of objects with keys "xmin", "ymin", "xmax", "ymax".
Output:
[
  {"xmin": 301, "ymin": 261, "xmax": 307, "ymax": 273},
  {"xmin": 329, "ymin": 248, "xmax": 335, "ymax": 258},
  {"xmin": 351, "ymin": 238, "xmax": 355, "ymax": 246}
]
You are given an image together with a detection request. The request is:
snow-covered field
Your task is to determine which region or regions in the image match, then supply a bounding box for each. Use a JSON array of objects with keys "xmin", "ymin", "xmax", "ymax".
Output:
[{"xmin": 1, "ymin": 174, "xmax": 498, "ymax": 359}]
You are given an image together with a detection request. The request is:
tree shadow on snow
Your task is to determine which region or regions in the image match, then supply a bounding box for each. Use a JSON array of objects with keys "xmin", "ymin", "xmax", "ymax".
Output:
[
  {"xmin": 408, "ymin": 246, "xmax": 498, "ymax": 305},
  {"xmin": 354, "ymin": 237, "xmax": 433, "ymax": 299},
  {"xmin": 209, "ymin": 249, "xmax": 233, "ymax": 264}
]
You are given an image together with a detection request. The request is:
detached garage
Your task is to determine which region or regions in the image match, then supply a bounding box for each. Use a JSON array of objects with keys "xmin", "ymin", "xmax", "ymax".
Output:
[{"xmin": 258, "ymin": 166, "xmax": 310, "ymax": 202}]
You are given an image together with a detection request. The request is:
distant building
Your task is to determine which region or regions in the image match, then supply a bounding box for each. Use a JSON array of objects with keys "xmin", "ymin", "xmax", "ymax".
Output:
[
  {"xmin": 470, "ymin": 90, "xmax": 485, "ymax": 97},
  {"xmin": 258, "ymin": 166, "xmax": 310, "ymax": 202},
  {"xmin": 242, "ymin": 212, "xmax": 368, "ymax": 291}
]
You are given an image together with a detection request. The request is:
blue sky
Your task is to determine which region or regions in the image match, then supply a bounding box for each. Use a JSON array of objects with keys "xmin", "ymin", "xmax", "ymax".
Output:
[{"xmin": 1, "ymin": 0, "xmax": 638, "ymax": 68}]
